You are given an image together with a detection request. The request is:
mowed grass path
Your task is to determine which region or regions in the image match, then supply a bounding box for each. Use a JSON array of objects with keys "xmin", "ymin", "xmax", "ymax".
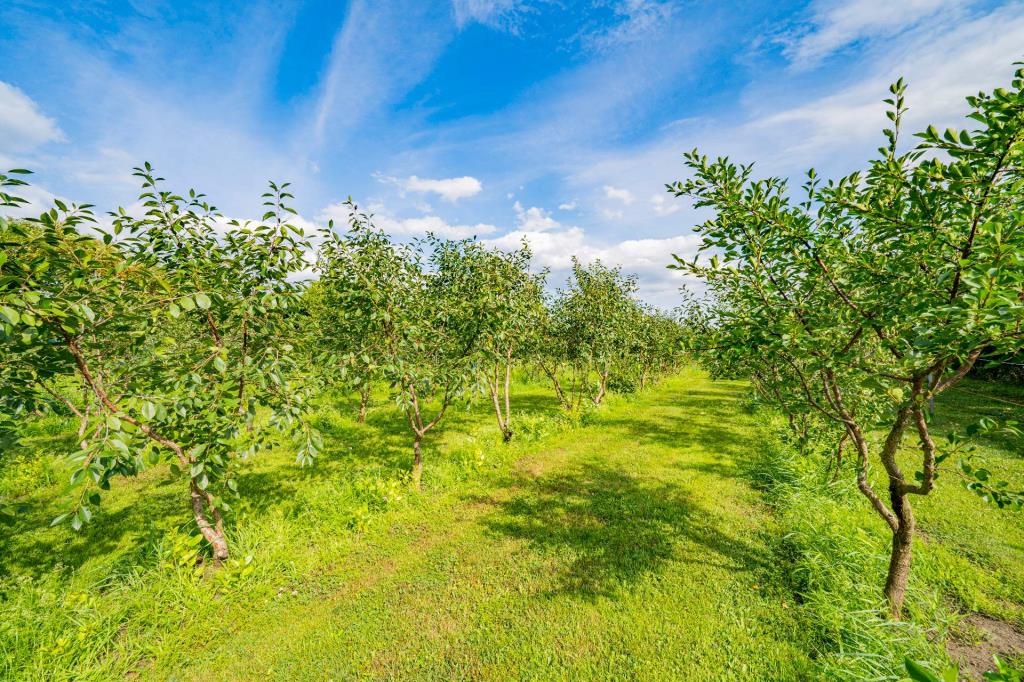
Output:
[{"xmin": 168, "ymin": 372, "xmax": 813, "ymax": 680}]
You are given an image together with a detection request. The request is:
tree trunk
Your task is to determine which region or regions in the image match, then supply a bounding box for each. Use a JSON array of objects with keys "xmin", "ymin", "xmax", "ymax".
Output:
[
  {"xmin": 884, "ymin": 488, "xmax": 915, "ymax": 619},
  {"xmin": 593, "ymin": 370, "xmax": 609, "ymax": 405},
  {"xmin": 543, "ymin": 365, "xmax": 568, "ymax": 409},
  {"xmin": 503, "ymin": 358, "xmax": 513, "ymax": 442},
  {"xmin": 412, "ymin": 433, "xmax": 423, "ymax": 489},
  {"xmin": 489, "ymin": 361, "xmax": 514, "ymax": 443},
  {"xmin": 190, "ymin": 480, "xmax": 229, "ymax": 563},
  {"xmin": 831, "ymin": 430, "xmax": 848, "ymax": 482},
  {"xmin": 358, "ymin": 385, "xmax": 369, "ymax": 423},
  {"xmin": 77, "ymin": 403, "xmax": 91, "ymax": 438}
]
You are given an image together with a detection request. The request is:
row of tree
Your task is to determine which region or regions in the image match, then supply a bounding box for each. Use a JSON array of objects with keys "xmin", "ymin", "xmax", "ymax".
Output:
[
  {"xmin": 670, "ymin": 71, "xmax": 1024, "ymax": 618},
  {"xmin": 0, "ymin": 175, "xmax": 685, "ymax": 560}
]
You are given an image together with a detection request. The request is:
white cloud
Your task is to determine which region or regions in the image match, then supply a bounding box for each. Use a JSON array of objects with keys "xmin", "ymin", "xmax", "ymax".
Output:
[
  {"xmin": 650, "ymin": 193, "xmax": 681, "ymax": 216},
  {"xmin": 486, "ymin": 200, "xmax": 702, "ymax": 308},
  {"xmin": 513, "ymin": 201, "xmax": 560, "ymax": 231},
  {"xmin": 558, "ymin": 200, "xmax": 577, "ymax": 211},
  {"xmin": 66, "ymin": 147, "xmax": 139, "ymax": 188},
  {"xmin": 375, "ymin": 172, "xmax": 483, "ymax": 202},
  {"xmin": 0, "ymin": 81, "xmax": 65, "ymax": 154},
  {"xmin": 378, "ymin": 214, "xmax": 496, "ymax": 238},
  {"xmin": 312, "ymin": 2, "xmax": 453, "ymax": 146},
  {"xmin": 754, "ymin": 5, "xmax": 1024, "ymax": 158},
  {"xmin": 571, "ymin": 2, "xmax": 1024, "ymax": 212},
  {"xmin": 601, "ymin": 208, "xmax": 624, "ymax": 220},
  {"xmin": 603, "ymin": 184, "xmax": 635, "ymax": 204},
  {"xmin": 0, "ymin": 182, "xmax": 61, "ymax": 219},
  {"xmin": 319, "ymin": 200, "xmax": 495, "ymax": 239},
  {"xmin": 779, "ymin": 0, "xmax": 960, "ymax": 67},
  {"xmin": 583, "ymin": 0, "xmax": 678, "ymax": 52},
  {"xmin": 404, "ymin": 175, "xmax": 482, "ymax": 202},
  {"xmin": 452, "ymin": 0, "xmax": 531, "ymax": 32}
]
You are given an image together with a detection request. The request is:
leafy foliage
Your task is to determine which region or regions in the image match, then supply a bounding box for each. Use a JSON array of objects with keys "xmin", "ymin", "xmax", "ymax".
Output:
[{"xmin": 670, "ymin": 69, "xmax": 1024, "ymax": 616}]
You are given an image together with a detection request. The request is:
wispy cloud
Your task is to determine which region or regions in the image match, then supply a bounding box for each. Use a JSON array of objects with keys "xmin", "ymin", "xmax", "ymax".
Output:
[
  {"xmin": 319, "ymin": 201, "xmax": 496, "ymax": 239},
  {"xmin": 0, "ymin": 81, "xmax": 65, "ymax": 154},
  {"xmin": 603, "ymin": 184, "xmax": 635, "ymax": 204},
  {"xmin": 375, "ymin": 172, "xmax": 483, "ymax": 202},
  {"xmin": 312, "ymin": 1, "xmax": 454, "ymax": 146},
  {"xmin": 451, "ymin": 0, "xmax": 533, "ymax": 33},
  {"xmin": 777, "ymin": 0, "xmax": 965, "ymax": 68}
]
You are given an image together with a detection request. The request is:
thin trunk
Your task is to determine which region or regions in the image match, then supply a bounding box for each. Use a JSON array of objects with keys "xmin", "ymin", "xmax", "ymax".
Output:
[
  {"xmin": 358, "ymin": 385, "xmax": 369, "ymax": 423},
  {"xmin": 65, "ymin": 334, "xmax": 231, "ymax": 563},
  {"xmin": 77, "ymin": 402, "xmax": 91, "ymax": 438},
  {"xmin": 593, "ymin": 370, "xmax": 609, "ymax": 405},
  {"xmin": 488, "ymin": 358, "xmax": 515, "ymax": 442},
  {"xmin": 875, "ymin": 401, "xmax": 916, "ymax": 618},
  {"xmin": 503, "ymin": 353, "xmax": 513, "ymax": 442},
  {"xmin": 831, "ymin": 430, "xmax": 848, "ymax": 482},
  {"xmin": 542, "ymin": 365, "xmax": 568, "ymax": 409},
  {"xmin": 412, "ymin": 433, "xmax": 423, "ymax": 489},
  {"xmin": 405, "ymin": 383, "xmax": 448, "ymax": 489},
  {"xmin": 190, "ymin": 480, "xmax": 229, "ymax": 563}
]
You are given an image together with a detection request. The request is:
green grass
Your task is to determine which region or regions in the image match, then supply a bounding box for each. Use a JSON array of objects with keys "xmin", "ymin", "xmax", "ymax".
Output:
[
  {"xmin": 1, "ymin": 370, "xmax": 1021, "ymax": 680},
  {"xmin": 751, "ymin": 378, "xmax": 1024, "ymax": 680}
]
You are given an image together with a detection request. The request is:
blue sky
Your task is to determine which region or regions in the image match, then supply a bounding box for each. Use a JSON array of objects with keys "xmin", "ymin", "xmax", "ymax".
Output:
[{"xmin": 2, "ymin": 0, "xmax": 1023, "ymax": 305}]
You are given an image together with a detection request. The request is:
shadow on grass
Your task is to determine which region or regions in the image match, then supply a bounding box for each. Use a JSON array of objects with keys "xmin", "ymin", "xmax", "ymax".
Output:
[
  {"xmin": 472, "ymin": 463, "xmax": 769, "ymax": 600},
  {"xmin": 932, "ymin": 379, "xmax": 1024, "ymax": 456}
]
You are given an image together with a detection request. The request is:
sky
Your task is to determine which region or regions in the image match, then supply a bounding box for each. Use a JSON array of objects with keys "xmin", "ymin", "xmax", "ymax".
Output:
[{"xmin": 2, "ymin": 0, "xmax": 1023, "ymax": 307}]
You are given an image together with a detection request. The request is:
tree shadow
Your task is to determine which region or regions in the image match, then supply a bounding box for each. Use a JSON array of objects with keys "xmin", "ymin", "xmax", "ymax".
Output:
[
  {"xmin": 471, "ymin": 462, "xmax": 770, "ymax": 600},
  {"xmin": 932, "ymin": 380, "xmax": 1024, "ymax": 456}
]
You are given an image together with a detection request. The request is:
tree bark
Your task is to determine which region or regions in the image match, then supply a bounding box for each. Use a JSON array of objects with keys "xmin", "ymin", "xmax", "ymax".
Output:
[
  {"xmin": 412, "ymin": 433, "xmax": 423, "ymax": 489},
  {"xmin": 831, "ymin": 430, "xmax": 848, "ymax": 482},
  {"xmin": 358, "ymin": 385, "xmax": 370, "ymax": 423},
  {"xmin": 503, "ymin": 356, "xmax": 512, "ymax": 442},
  {"xmin": 542, "ymin": 364, "xmax": 568, "ymax": 409},
  {"xmin": 64, "ymin": 334, "xmax": 231, "ymax": 563},
  {"xmin": 884, "ymin": 488, "xmax": 915, "ymax": 618},
  {"xmin": 593, "ymin": 370, "xmax": 609, "ymax": 405},
  {"xmin": 190, "ymin": 479, "xmax": 229, "ymax": 563},
  {"xmin": 488, "ymin": 359, "xmax": 514, "ymax": 442}
]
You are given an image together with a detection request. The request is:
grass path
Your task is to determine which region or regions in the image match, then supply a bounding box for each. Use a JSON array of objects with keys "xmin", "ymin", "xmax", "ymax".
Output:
[{"xmin": 167, "ymin": 372, "xmax": 814, "ymax": 680}]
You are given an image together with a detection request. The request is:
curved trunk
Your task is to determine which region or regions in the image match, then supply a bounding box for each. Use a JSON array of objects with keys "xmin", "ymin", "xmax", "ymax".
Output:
[
  {"xmin": 831, "ymin": 430, "xmax": 849, "ymax": 482},
  {"xmin": 190, "ymin": 480, "xmax": 229, "ymax": 563},
  {"xmin": 884, "ymin": 487, "xmax": 915, "ymax": 619},
  {"xmin": 593, "ymin": 370, "xmax": 609, "ymax": 405}
]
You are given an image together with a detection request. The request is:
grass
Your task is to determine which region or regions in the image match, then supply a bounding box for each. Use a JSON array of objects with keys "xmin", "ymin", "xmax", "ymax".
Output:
[
  {"xmin": 0, "ymin": 369, "xmax": 1021, "ymax": 680},
  {"xmin": 751, "ymin": 378, "xmax": 1024, "ymax": 680}
]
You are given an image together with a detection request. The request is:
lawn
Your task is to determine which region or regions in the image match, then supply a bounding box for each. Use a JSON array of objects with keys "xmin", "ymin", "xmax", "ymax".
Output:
[{"xmin": 1, "ymin": 369, "xmax": 1021, "ymax": 680}]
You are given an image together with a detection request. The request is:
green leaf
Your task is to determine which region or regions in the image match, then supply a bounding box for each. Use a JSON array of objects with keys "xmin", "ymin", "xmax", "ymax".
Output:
[
  {"xmin": 194, "ymin": 292, "xmax": 211, "ymax": 310},
  {"xmin": 0, "ymin": 306, "xmax": 19, "ymax": 325},
  {"xmin": 905, "ymin": 658, "xmax": 941, "ymax": 682}
]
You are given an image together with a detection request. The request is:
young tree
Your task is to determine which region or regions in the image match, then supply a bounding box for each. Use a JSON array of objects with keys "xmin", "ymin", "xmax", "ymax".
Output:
[
  {"xmin": 541, "ymin": 258, "xmax": 641, "ymax": 408},
  {"xmin": 314, "ymin": 207, "xmax": 488, "ymax": 487},
  {"xmin": 430, "ymin": 239, "xmax": 545, "ymax": 442},
  {"xmin": 669, "ymin": 72, "xmax": 1024, "ymax": 617},
  {"xmin": 0, "ymin": 166, "xmax": 317, "ymax": 562},
  {"xmin": 309, "ymin": 200, "xmax": 406, "ymax": 422}
]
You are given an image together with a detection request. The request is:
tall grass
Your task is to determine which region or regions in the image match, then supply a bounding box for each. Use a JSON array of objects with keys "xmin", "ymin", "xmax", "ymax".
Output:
[{"xmin": 748, "ymin": 379, "xmax": 1024, "ymax": 680}]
